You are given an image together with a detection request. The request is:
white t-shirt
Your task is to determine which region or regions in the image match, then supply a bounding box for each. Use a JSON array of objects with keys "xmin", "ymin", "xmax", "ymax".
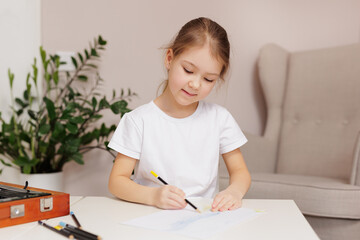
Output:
[{"xmin": 108, "ymin": 101, "xmax": 247, "ymax": 198}]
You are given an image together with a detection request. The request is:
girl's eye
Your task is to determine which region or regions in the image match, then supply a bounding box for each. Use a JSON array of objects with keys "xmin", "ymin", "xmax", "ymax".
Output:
[
  {"xmin": 183, "ymin": 67, "xmax": 193, "ymax": 74},
  {"xmin": 204, "ymin": 78, "xmax": 214, "ymax": 83}
]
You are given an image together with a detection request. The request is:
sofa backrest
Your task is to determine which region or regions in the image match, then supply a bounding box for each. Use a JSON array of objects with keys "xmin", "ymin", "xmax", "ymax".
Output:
[{"xmin": 276, "ymin": 43, "xmax": 360, "ymax": 180}]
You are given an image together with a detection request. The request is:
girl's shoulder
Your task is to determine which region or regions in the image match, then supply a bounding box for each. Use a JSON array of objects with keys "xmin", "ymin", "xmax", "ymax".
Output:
[
  {"xmin": 125, "ymin": 101, "xmax": 155, "ymax": 118},
  {"xmin": 200, "ymin": 101, "xmax": 231, "ymax": 116}
]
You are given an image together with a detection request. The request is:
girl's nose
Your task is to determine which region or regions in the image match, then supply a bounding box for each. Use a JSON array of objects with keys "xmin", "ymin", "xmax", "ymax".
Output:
[{"xmin": 189, "ymin": 77, "xmax": 201, "ymax": 89}]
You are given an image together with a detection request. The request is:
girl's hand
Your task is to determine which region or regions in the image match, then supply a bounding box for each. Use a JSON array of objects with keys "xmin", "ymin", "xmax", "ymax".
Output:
[
  {"xmin": 211, "ymin": 189, "xmax": 243, "ymax": 212},
  {"xmin": 153, "ymin": 185, "xmax": 187, "ymax": 210}
]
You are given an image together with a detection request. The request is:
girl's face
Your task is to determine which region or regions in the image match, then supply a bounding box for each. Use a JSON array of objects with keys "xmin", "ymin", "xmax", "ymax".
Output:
[{"xmin": 165, "ymin": 44, "xmax": 222, "ymax": 107}]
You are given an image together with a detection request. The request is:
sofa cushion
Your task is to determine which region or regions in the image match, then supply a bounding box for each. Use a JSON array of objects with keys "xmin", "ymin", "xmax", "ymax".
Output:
[
  {"xmin": 245, "ymin": 173, "xmax": 360, "ymax": 219},
  {"xmin": 277, "ymin": 44, "xmax": 360, "ymax": 180}
]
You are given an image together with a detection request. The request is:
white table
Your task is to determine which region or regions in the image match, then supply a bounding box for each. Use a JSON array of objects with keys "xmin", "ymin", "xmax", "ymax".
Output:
[{"xmin": 0, "ymin": 197, "xmax": 319, "ymax": 240}]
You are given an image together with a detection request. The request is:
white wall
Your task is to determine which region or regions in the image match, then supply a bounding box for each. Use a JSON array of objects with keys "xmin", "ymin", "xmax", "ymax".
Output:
[
  {"xmin": 0, "ymin": 0, "xmax": 41, "ymax": 183},
  {"xmin": 2, "ymin": 0, "xmax": 359, "ymax": 196}
]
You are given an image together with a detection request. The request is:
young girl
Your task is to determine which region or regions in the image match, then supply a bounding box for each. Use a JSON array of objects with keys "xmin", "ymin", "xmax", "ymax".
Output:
[{"xmin": 108, "ymin": 17, "xmax": 251, "ymax": 212}]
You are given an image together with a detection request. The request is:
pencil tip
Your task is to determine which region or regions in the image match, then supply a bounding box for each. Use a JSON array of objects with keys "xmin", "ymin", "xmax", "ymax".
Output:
[{"xmin": 196, "ymin": 209, "xmax": 202, "ymax": 214}]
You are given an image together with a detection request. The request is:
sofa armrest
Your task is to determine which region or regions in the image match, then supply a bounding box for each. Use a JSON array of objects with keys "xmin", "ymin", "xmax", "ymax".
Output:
[
  {"xmin": 350, "ymin": 131, "xmax": 360, "ymax": 185},
  {"xmin": 241, "ymin": 132, "xmax": 278, "ymax": 173}
]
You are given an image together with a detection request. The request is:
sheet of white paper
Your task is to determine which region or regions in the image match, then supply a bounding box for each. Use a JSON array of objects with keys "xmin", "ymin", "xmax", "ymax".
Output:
[{"xmin": 122, "ymin": 198, "xmax": 259, "ymax": 239}]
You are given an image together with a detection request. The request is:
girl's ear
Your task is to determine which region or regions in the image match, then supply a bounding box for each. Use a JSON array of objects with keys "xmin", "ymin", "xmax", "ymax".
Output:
[{"xmin": 164, "ymin": 48, "xmax": 174, "ymax": 70}]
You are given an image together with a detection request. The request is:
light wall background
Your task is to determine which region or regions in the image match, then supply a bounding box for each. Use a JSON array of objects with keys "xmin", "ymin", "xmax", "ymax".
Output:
[
  {"xmin": 1, "ymin": 0, "xmax": 360, "ymax": 196},
  {"xmin": 0, "ymin": 0, "xmax": 41, "ymax": 183}
]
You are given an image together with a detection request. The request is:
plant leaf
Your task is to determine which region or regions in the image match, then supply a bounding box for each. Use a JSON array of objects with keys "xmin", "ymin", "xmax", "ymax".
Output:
[
  {"xmin": 99, "ymin": 98, "xmax": 110, "ymax": 109},
  {"xmin": 91, "ymin": 48, "xmax": 98, "ymax": 57},
  {"xmin": 53, "ymin": 71, "xmax": 59, "ymax": 85},
  {"xmin": 92, "ymin": 97, "xmax": 97, "ymax": 109},
  {"xmin": 77, "ymin": 75, "xmax": 88, "ymax": 81},
  {"xmin": 98, "ymin": 35, "xmax": 107, "ymax": 46},
  {"xmin": 78, "ymin": 52, "xmax": 84, "ymax": 63},
  {"xmin": 70, "ymin": 152, "xmax": 84, "ymax": 165},
  {"xmin": 13, "ymin": 156, "xmax": 30, "ymax": 167},
  {"xmin": 71, "ymin": 56, "xmax": 78, "ymax": 68},
  {"xmin": 22, "ymin": 165, "xmax": 31, "ymax": 174},
  {"xmin": 43, "ymin": 97, "xmax": 56, "ymax": 121},
  {"xmin": 39, "ymin": 124, "xmax": 51, "ymax": 135},
  {"xmin": 60, "ymin": 109, "xmax": 72, "ymax": 120},
  {"xmin": 104, "ymin": 141, "xmax": 111, "ymax": 150},
  {"xmin": 38, "ymin": 141, "xmax": 48, "ymax": 154},
  {"xmin": 65, "ymin": 139, "xmax": 80, "ymax": 153},
  {"xmin": 0, "ymin": 159, "xmax": 12, "ymax": 167},
  {"xmin": 32, "ymin": 58, "xmax": 38, "ymax": 86},
  {"xmin": 70, "ymin": 116, "xmax": 84, "ymax": 124},
  {"xmin": 54, "ymin": 55, "xmax": 60, "ymax": 68},
  {"xmin": 8, "ymin": 69, "xmax": 14, "ymax": 89},
  {"xmin": 85, "ymin": 63, "xmax": 98, "ymax": 69},
  {"xmin": 40, "ymin": 46, "xmax": 46, "ymax": 64},
  {"xmin": 23, "ymin": 89, "xmax": 29, "ymax": 101},
  {"xmin": 52, "ymin": 122, "xmax": 65, "ymax": 139},
  {"xmin": 84, "ymin": 49, "xmax": 90, "ymax": 59},
  {"xmin": 28, "ymin": 110, "xmax": 37, "ymax": 120},
  {"xmin": 81, "ymin": 132, "xmax": 94, "ymax": 145},
  {"xmin": 15, "ymin": 98, "xmax": 27, "ymax": 108},
  {"xmin": 66, "ymin": 122, "xmax": 78, "ymax": 134},
  {"xmin": 110, "ymin": 100, "xmax": 128, "ymax": 114},
  {"xmin": 20, "ymin": 132, "xmax": 31, "ymax": 143}
]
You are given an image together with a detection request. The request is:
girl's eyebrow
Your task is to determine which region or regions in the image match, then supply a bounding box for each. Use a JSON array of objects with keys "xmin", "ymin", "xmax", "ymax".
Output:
[{"xmin": 183, "ymin": 60, "xmax": 220, "ymax": 76}]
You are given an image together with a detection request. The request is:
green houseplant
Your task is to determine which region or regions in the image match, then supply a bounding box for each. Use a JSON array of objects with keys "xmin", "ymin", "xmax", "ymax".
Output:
[{"xmin": 0, "ymin": 36, "xmax": 135, "ymax": 174}]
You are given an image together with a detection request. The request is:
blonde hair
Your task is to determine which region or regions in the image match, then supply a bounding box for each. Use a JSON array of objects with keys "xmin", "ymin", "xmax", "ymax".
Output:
[{"xmin": 159, "ymin": 17, "xmax": 230, "ymax": 94}]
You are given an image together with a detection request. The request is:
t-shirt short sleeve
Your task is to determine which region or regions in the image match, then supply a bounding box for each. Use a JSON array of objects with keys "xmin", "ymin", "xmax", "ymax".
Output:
[
  {"xmin": 107, "ymin": 113, "xmax": 142, "ymax": 159},
  {"xmin": 219, "ymin": 109, "xmax": 247, "ymax": 154}
]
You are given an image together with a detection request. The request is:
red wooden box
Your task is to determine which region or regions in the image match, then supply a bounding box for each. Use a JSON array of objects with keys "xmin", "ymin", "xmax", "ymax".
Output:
[{"xmin": 0, "ymin": 181, "xmax": 69, "ymax": 228}]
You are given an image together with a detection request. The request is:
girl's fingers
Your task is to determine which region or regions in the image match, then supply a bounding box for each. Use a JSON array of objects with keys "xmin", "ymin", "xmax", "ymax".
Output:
[
  {"xmin": 169, "ymin": 186, "xmax": 186, "ymax": 198},
  {"xmin": 157, "ymin": 185, "xmax": 186, "ymax": 209},
  {"xmin": 167, "ymin": 198, "xmax": 185, "ymax": 209},
  {"xmin": 168, "ymin": 186, "xmax": 186, "ymax": 207},
  {"xmin": 219, "ymin": 200, "xmax": 234, "ymax": 211},
  {"xmin": 211, "ymin": 195, "xmax": 224, "ymax": 211},
  {"xmin": 212, "ymin": 190, "xmax": 243, "ymax": 211},
  {"xmin": 169, "ymin": 192, "xmax": 186, "ymax": 208},
  {"xmin": 214, "ymin": 198, "xmax": 230, "ymax": 212},
  {"xmin": 228, "ymin": 201, "xmax": 241, "ymax": 211},
  {"xmin": 229, "ymin": 203, "xmax": 240, "ymax": 211}
]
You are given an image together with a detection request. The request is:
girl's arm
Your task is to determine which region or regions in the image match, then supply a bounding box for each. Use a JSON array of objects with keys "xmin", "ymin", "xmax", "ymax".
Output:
[
  {"xmin": 108, "ymin": 153, "xmax": 187, "ymax": 209},
  {"xmin": 212, "ymin": 148, "xmax": 251, "ymax": 212}
]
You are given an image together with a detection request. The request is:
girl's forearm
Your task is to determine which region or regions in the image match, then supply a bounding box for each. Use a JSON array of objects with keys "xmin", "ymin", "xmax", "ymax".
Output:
[
  {"xmin": 109, "ymin": 175, "xmax": 156, "ymax": 206},
  {"xmin": 227, "ymin": 169, "xmax": 251, "ymax": 198}
]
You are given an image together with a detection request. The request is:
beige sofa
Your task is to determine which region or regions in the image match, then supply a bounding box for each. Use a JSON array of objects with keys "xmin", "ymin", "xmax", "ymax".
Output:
[{"xmin": 219, "ymin": 43, "xmax": 360, "ymax": 240}]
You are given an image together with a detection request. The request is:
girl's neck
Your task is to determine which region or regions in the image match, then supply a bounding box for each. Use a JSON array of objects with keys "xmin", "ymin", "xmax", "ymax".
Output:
[{"xmin": 154, "ymin": 88, "xmax": 199, "ymax": 119}]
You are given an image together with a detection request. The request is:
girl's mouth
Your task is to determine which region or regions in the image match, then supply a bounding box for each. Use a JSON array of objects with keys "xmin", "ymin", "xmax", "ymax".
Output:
[{"xmin": 182, "ymin": 89, "xmax": 197, "ymax": 97}]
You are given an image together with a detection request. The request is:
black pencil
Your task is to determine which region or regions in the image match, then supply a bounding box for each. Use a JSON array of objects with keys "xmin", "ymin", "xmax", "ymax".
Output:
[
  {"xmin": 60, "ymin": 226, "xmax": 96, "ymax": 240},
  {"xmin": 150, "ymin": 171, "xmax": 201, "ymax": 213},
  {"xmin": 59, "ymin": 221, "xmax": 101, "ymax": 240},
  {"xmin": 38, "ymin": 221, "xmax": 74, "ymax": 239},
  {"xmin": 70, "ymin": 211, "xmax": 82, "ymax": 228},
  {"xmin": 54, "ymin": 226, "xmax": 79, "ymax": 239}
]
